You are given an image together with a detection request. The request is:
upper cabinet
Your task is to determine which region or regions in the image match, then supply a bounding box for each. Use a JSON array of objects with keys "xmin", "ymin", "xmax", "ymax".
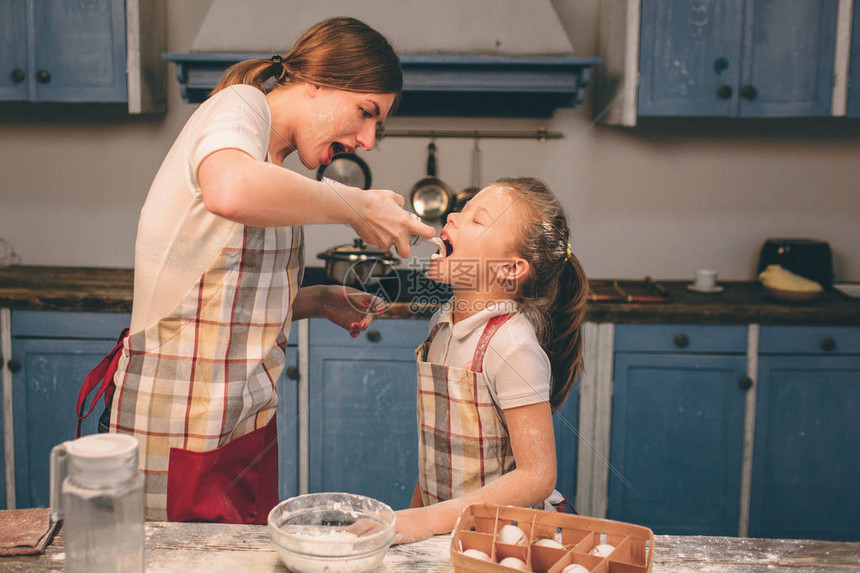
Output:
[
  {"xmin": 738, "ymin": 0, "xmax": 840, "ymax": 117},
  {"xmin": 0, "ymin": 1, "xmax": 27, "ymax": 100},
  {"xmin": 598, "ymin": 0, "xmax": 848, "ymax": 125},
  {"xmin": 637, "ymin": 1, "xmax": 746, "ymax": 117},
  {"xmin": 30, "ymin": 0, "xmax": 128, "ymax": 103},
  {"xmin": 0, "ymin": 0, "xmax": 166, "ymax": 113},
  {"xmin": 849, "ymin": 0, "xmax": 860, "ymax": 116}
]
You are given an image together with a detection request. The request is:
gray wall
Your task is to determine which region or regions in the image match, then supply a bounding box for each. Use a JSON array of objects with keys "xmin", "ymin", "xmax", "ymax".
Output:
[{"xmin": 1, "ymin": 0, "xmax": 858, "ymax": 282}]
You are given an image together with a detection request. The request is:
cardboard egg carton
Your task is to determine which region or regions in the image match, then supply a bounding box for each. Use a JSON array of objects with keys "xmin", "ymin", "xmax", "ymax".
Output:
[{"xmin": 450, "ymin": 504, "xmax": 654, "ymax": 573}]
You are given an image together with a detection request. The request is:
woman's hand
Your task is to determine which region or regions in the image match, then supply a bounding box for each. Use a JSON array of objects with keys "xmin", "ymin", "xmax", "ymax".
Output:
[
  {"xmin": 320, "ymin": 285, "xmax": 381, "ymax": 337},
  {"xmin": 348, "ymin": 188, "xmax": 435, "ymax": 258},
  {"xmin": 393, "ymin": 508, "xmax": 436, "ymax": 545}
]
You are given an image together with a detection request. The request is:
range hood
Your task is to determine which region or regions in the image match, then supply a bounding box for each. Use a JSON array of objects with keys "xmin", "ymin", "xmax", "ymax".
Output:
[{"xmin": 164, "ymin": 0, "xmax": 599, "ymax": 117}]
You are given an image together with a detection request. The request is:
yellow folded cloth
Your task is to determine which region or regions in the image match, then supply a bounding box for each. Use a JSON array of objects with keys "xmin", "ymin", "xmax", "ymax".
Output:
[{"xmin": 0, "ymin": 508, "xmax": 57, "ymax": 556}]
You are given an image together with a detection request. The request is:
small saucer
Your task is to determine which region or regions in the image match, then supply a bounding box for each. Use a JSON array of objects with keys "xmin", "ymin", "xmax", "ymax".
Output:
[{"xmin": 686, "ymin": 284, "xmax": 725, "ymax": 294}]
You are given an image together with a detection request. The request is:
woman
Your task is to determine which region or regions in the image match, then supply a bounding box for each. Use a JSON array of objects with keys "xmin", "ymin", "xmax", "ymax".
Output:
[{"xmin": 93, "ymin": 17, "xmax": 433, "ymax": 524}]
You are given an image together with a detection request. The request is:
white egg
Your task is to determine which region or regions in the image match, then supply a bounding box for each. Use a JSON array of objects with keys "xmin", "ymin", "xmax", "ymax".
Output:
[
  {"xmin": 497, "ymin": 524, "xmax": 528, "ymax": 545},
  {"xmin": 462, "ymin": 548, "xmax": 491, "ymax": 561},
  {"xmin": 498, "ymin": 556, "xmax": 529, "ymax": 571},
  {"xmin": 588, "ymin": 543, "xmax": 615, "ymax": 557},
  {"xmin": 561, "ymin": 565, "xmax": 591, "ymax": 573},
  {"xmin": 533, "ymin": 537, "xmax": 565, "ymax": 549}
]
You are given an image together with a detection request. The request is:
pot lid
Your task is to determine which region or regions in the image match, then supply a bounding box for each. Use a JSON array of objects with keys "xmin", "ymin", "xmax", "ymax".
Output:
[{"xmin": 317, "ymin": 238, "xmax": 399, "ymax": 263}]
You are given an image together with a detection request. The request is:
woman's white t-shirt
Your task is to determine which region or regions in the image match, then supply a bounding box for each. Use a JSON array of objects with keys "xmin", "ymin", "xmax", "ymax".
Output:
[{"xmin": 131, "ymin": 85, "xmax": 272, "ymax": 332}]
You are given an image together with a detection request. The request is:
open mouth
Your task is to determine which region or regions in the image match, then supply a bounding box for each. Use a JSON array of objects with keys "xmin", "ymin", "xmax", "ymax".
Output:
[
  {"xmin": 429, "ymin": 237, "xmax": 454, "ymax": 260},
  {"xmin": 330, "ymin": 142, "xmax": 355, "ymax": 157}
]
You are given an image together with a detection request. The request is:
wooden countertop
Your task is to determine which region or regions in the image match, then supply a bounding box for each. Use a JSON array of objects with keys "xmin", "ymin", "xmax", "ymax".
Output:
[
  {"xmin": 2, "ymin": 265, "xmax": 859, "ymax": 325},
  {"xmin": 0, "ymin": 522, "xmax": 858, "ymax": 572}
]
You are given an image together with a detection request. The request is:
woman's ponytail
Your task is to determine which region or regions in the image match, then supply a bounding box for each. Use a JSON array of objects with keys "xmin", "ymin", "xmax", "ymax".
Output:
[
  {"xmin": 210, "ymin": 57, "xmax": 289, "ymax": 96},
  {"xmin": 209, "ymin": 17, "xmax": 402, "ymax": 99}
]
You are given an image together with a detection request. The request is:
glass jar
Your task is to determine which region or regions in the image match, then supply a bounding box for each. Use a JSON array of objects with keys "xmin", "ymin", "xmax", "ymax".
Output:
[{"xmin": 50, "ymin": 434, "xmax": 145, "ymax": 573}]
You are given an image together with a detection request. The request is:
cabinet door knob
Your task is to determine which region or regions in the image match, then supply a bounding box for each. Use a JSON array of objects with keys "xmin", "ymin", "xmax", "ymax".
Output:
[
  {"xmin": 36, "ymin": 69, "xmax": 51, "ymax": 84},
  {"xmin": 11, "ymin": 68, "xmax": 25, "ymax": 83},
  {"xmin": 716, "ymin": 85, "xmax": 733, "ymax": 99},
  {"xmin": 366, "ymin": 329, "xmax": 382, "ymax": 343},
  {"xmin": 738, "ymin": 376, "xmax": 754, "ymax": 391},
  {"xmin": 713, "ymin": 57, "xmax": 729, "ymax": 73},
  {"xmin": 673, "ymin": 333, "xmax": 689, "ymax": 348},
  {"xmin": 285, "ymin": 365, "xmax": 299, "ymax": 380},
  {"xmin": 741, "ymin": 85, "xmax": 757, "ymax": 100},
  {"xmin": 820, "ymin": 337, "xmax": 837, "ymax": 352},
  {"xmin": 7, "ymin": 358, "xmax": 22, "ymax": 373}
]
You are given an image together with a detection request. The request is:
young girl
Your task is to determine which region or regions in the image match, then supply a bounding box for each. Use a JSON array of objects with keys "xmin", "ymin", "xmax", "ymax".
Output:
[{"xmin": 394, "ymin": 177, "xmax": 588, "ymax": 544}]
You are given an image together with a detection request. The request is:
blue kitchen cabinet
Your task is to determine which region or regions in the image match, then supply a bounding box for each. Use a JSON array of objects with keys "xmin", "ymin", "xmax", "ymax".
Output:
[
  {"xmin": 608, "ymin": 325, "xmax": 748, "ymax": 535},
  {"xmin": 637, "ymin": 0, "xmax": 838, "ymax": 117},
  {"xmin": 9, "ymin": 309, "xmax": 301, "ymax": 508},
  {"xmin": 553, "ymin": 382, "xmax": 580, "ymax": 506},
  {"xmin": 277, "ymin": 345, "xmax": 299, "ymax": 501},
  {"xmin": 638, "ymin": 0, "xmax": 745, "ymax": 117},
  {"xmin": 749, "ymin": 327, "xmax": 860, "ymax": 541},
  {"xmin": 848, "ymin": 0, "xmax": 860, "ymax": 117},
  {"xmin": 307, "ymin": 318, "xmax": 428, "ymax": 510},
  {"xmin": 738, "ymin": 0, "xmax": 838, "ymax": 117},
  {"xmin": 0, "ymin": 0, "xmax": 127, "ymax": 102},
  {"xmin": 0, "ymin": 1, "xmax": 28, "ymax": 100},
  {"xmin": 9, "ymin": 310, "xmax": 130, "ymax": 509}
]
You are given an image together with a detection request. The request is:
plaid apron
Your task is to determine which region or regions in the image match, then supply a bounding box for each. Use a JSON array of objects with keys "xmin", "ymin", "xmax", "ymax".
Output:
[
  {"xmin": 111, "ymin": 222, "xmax": 304, "ymax": 521},
  {"xmin": 416, "ymin": 313, "xmax": 516, "ymax": 505}
]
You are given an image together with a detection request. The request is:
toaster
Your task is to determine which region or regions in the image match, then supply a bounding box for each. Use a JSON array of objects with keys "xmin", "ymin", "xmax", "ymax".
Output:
[{"xmin": 757, "ymin": 238, "xmax": 833, "ymax": 287}]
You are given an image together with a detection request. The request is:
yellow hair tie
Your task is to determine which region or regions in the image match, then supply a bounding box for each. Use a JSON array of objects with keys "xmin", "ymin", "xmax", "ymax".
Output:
[{"xmin": 564, "ymin": 243, "xmax": 572, "ymax": 262}]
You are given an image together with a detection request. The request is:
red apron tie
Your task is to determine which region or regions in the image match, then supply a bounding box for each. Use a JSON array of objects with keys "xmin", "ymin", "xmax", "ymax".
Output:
[{"xmin": 75, "ymin": 328, "xmax": 129, "ymax": 438}]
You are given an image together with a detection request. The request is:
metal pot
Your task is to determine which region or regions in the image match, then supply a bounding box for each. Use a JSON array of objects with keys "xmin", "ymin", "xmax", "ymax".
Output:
[{"xmin": 317, "ymin": 238, "xmax": 399, "ymax": 288}]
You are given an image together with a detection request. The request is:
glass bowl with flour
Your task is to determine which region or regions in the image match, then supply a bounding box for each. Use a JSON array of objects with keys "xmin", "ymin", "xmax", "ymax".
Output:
[{"xmin": 268, "ymin": 492, "xmax": 396, "ymax": 573}]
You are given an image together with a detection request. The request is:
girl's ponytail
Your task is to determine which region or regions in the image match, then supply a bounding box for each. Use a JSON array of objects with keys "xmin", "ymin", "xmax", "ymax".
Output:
[
  {"xmin": 495, "ymin": 177, "xmax": 588, "ymax": 411},
  {"xmin": 545, "ymin": 249, "xmax": 588, "ymax": 410}
]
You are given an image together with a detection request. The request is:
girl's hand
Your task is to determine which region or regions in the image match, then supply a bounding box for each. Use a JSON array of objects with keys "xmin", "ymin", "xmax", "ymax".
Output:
[
  {"xmin": 320, "ymin": 286, "xmax": 381, "ymax": 337},
  {"xmin": 349, "ymin": 188, "xmax": 435, "ymax": 258},
  {"xmin": 393, "ymin": 508, "xmax": 436, "ymax": 545}
]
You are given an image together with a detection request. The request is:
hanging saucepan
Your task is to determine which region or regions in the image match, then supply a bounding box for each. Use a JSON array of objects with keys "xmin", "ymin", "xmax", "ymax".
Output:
[
  {"xmin": 317, "ymin": 238, "xmax": 399, "ymax": 289},
  {"xmin": 444, "ymin": 139, "xmax": 482, "ymax": 224},
  {"xmin": 410, "ymin": 142, "xmax": 453, "ymax": 221}
]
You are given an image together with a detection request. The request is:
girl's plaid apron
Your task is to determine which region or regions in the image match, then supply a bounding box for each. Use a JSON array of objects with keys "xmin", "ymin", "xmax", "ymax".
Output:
[
  {"xmin": 416, "ymin": 313, "xmax": 516, "ymax": 505},
  {"xmin": 110, "ymin": 222, "xmax": 303, "ymax": 522}
]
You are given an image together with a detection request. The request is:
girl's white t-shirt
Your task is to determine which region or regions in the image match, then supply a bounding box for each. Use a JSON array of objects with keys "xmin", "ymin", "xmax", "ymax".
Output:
[
  {"xmin": 425, "ymin": 302, "xmax": 552, "ymax": 409},
  {"xmin": 131, "ymin": 85, "xmax": 272, "ymax": 332}
]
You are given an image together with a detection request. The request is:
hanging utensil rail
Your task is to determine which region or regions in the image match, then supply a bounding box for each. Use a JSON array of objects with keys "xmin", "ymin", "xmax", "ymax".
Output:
[{"xmin": 378, "ymin": 129, "xmax": 563, "ymax": 140}]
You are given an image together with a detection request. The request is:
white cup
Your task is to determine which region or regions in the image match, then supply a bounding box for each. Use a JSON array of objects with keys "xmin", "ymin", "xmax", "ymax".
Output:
[{"xmin": 694, "ymin": 269, "xmax": 718, "ymax": 291}]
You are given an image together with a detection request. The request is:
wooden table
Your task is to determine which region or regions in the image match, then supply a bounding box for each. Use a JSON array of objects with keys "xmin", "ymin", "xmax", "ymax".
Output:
[{"xmin": 1, "ymin": 522, "xmax": 858, "ymax": 572}]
